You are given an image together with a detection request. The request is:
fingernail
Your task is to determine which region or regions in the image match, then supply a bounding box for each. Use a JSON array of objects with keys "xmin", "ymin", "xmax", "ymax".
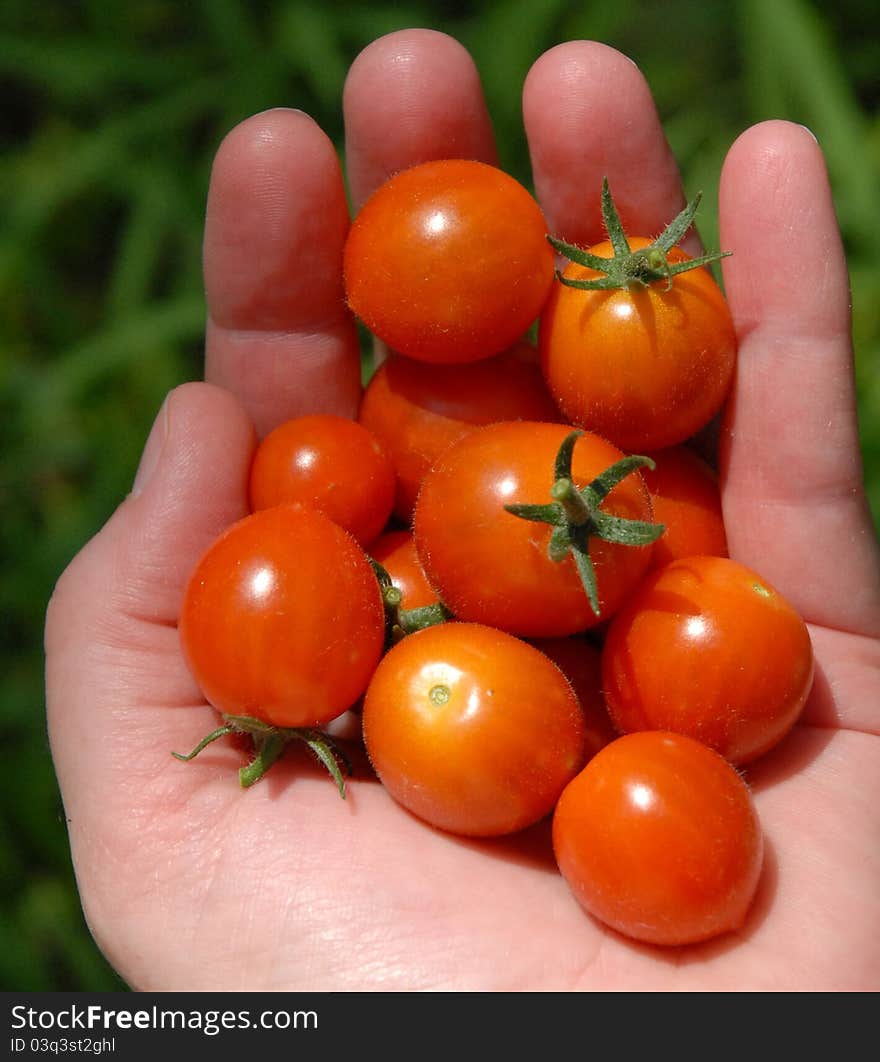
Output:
[
  {"xmin": 131, "ymin": 394, "xmax": 171, "ymax": 497},
  {"xmin": 797, "ymin": 123, "xmax": 819, "ymax": 145}
]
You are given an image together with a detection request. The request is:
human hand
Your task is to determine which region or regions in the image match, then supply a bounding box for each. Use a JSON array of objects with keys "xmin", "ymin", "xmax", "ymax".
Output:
[{"xmin": 45, "ymin": 29, "xmax": 880, "ymax": 990}]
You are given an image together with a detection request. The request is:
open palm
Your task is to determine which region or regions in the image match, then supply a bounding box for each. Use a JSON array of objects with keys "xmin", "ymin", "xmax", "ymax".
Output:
[{"xmin": 46, "ymin": 31, "xmax": 880, "ymax": 991}]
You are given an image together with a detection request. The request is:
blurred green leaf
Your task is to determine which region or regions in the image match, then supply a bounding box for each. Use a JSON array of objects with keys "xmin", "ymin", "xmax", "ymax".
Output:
[{"xmin": 739, "ymin": 0, "xmax": 880, "ymax": 245}]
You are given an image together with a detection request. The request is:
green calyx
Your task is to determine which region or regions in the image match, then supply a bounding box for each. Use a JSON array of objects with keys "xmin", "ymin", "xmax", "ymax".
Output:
[
  {"xmin": 504, "ymin": 430, "xmax": 665, "ymax": 616},
  {"xmin": 547, "ymin": 177, "xmax": 730, "ymax": 292},
  {"xmin": 172, "ymin": 714, "xmax": 351, "ymax": 794},
  {"xmin": 370, "ymin": 557, "xmax": 452, "ymax": 646}
]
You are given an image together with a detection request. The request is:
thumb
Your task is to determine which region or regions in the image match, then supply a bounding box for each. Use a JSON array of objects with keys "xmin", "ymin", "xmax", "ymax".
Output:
[{"xmin": 46, "ymin": 381, "xmax": 256, "ymax": 813}]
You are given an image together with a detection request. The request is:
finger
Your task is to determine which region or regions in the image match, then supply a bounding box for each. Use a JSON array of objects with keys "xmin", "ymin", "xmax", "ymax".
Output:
[
  {"xmin": 46, "ymin": 383, "xmax": 255, "ymax": 968},
  {"xmin": 523, "ymin": 42, "xmax": 701, "ymax": 255},
  {"xmin": 718, "ymin": 120, "xmax": 880, "ymax": 635},
  {"xmin": 203, "ymin": 109, "xmax": 361, "ymax": 436},
  {"xmin": 46, "ymin": 382, "xmax": 255, "ymax": 790},
  {"xmin": 343, "ymin": 28, "xmax": 497, "ymax": 210}
]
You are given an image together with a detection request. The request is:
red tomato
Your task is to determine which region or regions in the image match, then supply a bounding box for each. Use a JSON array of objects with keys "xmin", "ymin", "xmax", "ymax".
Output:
[
  {"xmin": 362, "ymin": 622, "xmax": 587, "ymax": 837},
  {"xmin": 179, "ymin": 505, "xmax": 385, "ymax": 727},
  {"xmin": 358, "ymin": 343, "xmax": 562, "ymax": 521},
  {"xmin": 344, "ymin": 160, "xmax": 555, "ymax": 364},
  {"xmin": 539, "ymin": 238, "xmax": 736, "ymax": 451},
  {"xmin": 641, "ymin": 445, "xmax": 728, "ymax": 567},
  {"xmin": 553, "ymin": 731, "xmax": 764, "ymax": 946},
  {"xmin": 602, "ymin": 555, "xmax": 814, "ymax": 765},
  {"xmin": 412, "ymin": 421, "xmax": 656, "ymax": 637},
  {"xmin": 248, "ymin": 414, "xmax": 395, "ymax": 548},
  {"xmin": 369, "ymin": 529, "xmax": 439, "ymax": 611},
  {"xmin": 529, "ymin": 636, "xmax": 618, "ymax": 759}
]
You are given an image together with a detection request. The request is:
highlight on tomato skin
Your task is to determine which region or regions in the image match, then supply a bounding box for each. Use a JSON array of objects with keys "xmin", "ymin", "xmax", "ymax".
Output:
[
  {"xmin": 552, "ymin": 731, "xmax": 764, "ymax": 947},
  {"xmin": 361, "ymin": 622, "xmax": 588, "ymax": 838},
  {"xmin": 178, "ymin": 504, "xmax": 386, "ymax": 729},
  {"xmin": 601, "ymin": 555, "xmax": 815, "ymax": 766},
  {"xmin": 247, "ymin": 414, "xmax": 396, "ymax": 549},
  {"xmin": 358, "ymin": 342, "xmax": 562, "ymax": 522},
  {"xmin": 343, "ymin": 159, "xmax": 556, "ymax": 365}
]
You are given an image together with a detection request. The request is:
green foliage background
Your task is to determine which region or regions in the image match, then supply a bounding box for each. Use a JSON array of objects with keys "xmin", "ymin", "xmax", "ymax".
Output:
[{"xmin": 2, "ymin": 0, "xmax": 877, "ymax": 990}]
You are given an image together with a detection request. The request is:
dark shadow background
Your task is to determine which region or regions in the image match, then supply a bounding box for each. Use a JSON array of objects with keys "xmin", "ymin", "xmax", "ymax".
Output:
[{"xmin": 1, "ymin": 0, "xmax": 877, "ymax": 990}]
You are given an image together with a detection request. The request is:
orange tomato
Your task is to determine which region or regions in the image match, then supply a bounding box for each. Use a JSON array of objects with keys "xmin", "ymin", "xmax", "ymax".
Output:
[
  {"xmin": 358, "ymin": 344, "xmax": 561, "ymax": 521},
  {"xmin": 345, "ymin": 160, "xmax": 555, "ymax": 364},
  {"xmin": 539, "ymin": 240, "xmax": 736, "ymax": 451},
  {"xmin": 413, "ymin": 422, "xmax": 656, "ymax": 637},
  {"xmin": 363, "ymin": 623, "xmax": 587, "ymax": 837},
  {"xmin": 641, "ymin": 445, "xmax": 728, "ymax": 567},
  {"xmin": 179, "ymin": 505, "xmax": 385, "ymax": 728},
  {"xmin": 553, "ymin": 731, "xmax": 764, "ymax": 946},
  {"xmin": 248, "ymin": 414, "xmax": 395, "ymax": 548},
  {"xmin": 529, "ymin": 636, "xmax": 618, "ymax": 759},
  {"xmin": 602, "ymin": 555, "xmax": 814, "ymax": 765}
]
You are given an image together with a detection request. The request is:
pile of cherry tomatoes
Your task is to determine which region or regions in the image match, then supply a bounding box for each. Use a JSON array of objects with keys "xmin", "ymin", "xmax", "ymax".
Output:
[{"xmin": 176, "ymin": 159, "xmax": 814, "ymax": 949}]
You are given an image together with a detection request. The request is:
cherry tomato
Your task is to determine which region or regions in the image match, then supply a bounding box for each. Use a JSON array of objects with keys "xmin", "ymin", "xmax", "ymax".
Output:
[
  {"xmin": 179, "ymin": 504, "xmax": 385, "ymax": 727},
  {"xmin": 344, "ymin": 159, "xmax": 555, "ymax": 364},
  {"xmin": 248, "ymin": 414, "xmax": 395, "ymax": 548},
  {"xmin": 358, "ymin": 342, "xmax": 562, "ymax": 521},
  {"xmin": 529, "ymin": 636, "xmax": 618, "ymax": 759},
  {"xmin": 641, "ymin": 445, "xmax": 728, "ymax": 568},
  {"xmin": 539, "ymin": 238, "xmax": 736, "ymax": 451},
  {"xmin": 412, "ymin": 421, "xmax": 656, "ymax": 637},
  {"xmin": 552, "ymin": 731, "xmax": 764, "ymax": 946},
  {"xmin": 362, "ymin": 622, "xmax": 587, "ymax": 837},
  {"xmin": 369, "ymin": 529, "xmax": 439, "ymax": 611},
  {"xmin": 602, "ymin": 555, "xmax": 814, "ymax": 765}
]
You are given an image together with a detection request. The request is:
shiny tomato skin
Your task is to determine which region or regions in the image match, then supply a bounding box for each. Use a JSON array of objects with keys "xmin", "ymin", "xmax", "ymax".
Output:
[
  {"xmin": 602, "ymin": 555, "xmax": 814, "ymax": 765},
  {"xmin": 362, "ymin": 623, "xmax": 587, "ymax": 837},
  {"xmin": 539, "ymin": 239, "xmax": 736, "ymax": 451},
  {"xmin": 344, "ymin": 160, "xmax": 555, "ymax": 364},
  {"xmin": 358, "ymin": 343, "xmax": 562, "ymax": 521},
  {"xmin": 553, "ymin": 731, "xmax": 764, "ymax": 946},
  {"xmin": 248, "ymin": 414, "xmax": 395, "ymax": 548},
  {"xmin": 641, "ymin": 445, "xmax": 728, "ymax": 568},
  {"xmin": 179, "ymin": 505, "xmax": 385, "ymax": 728},
  {"xmin": 529, "ymin": 636, "xmax": 618, "ymax": 760},
  {"xmin": 412, "ymin": 421, "xmax": 655, "ymax": 637},
  {"xmin": 369, "ymin": 529, "xmax": 439, "ymax": 610}
]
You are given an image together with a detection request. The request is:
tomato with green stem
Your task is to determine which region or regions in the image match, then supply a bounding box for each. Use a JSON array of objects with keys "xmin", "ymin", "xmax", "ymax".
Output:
[
  {"xmin": 602, "ymin": 555, "xmax": 814, "ymax": 765},
  {"xmin": 176, "ymin": 504, "xmax": 386, "ymax": 787},
  {"xmin": 412, "ymin": 421, "xmax": 663, "ymax": 637},
  {"xmin": 553, "ymin": 730, "xmax": 764, "ymax": 946},
  {"xmin": 344, "ymin": 159, "xmax": 555, "ymax": 364},
  {"xmin": 362, "ymin": 622, "xmax": 587, "ymax": 837},
  {"xmin": 539, "ymin": 180, "xmax": 736, "ymax": 451}
]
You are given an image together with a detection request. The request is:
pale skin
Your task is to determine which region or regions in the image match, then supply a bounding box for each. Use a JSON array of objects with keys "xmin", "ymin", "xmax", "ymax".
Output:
[{"xmin": 45, "ymin": 30, "xmax": 880, "ymax": 990}]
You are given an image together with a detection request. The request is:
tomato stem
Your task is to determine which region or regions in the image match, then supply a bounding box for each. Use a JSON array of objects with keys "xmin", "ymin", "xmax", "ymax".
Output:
[
  {"xmin": 550, "ymin": 477, "xmax": 591, "ymax": 525},
  {"xmin": 547, "ymin": 178, "xmax": 731, "ymax": 292},
  {"xmin": 371, "ymin": 557, "xmax": 452, "ymax": 643},
  {"xmin": 172, "ymin": 714, "xmax": 352, "ymax": 795},
  {"xmin": 505, "ymin": 430, "xmax": 665, "ymax": 617},
  {"xmin": 239, "ymin": 732, "xmax": 287, "ymax": 787},
  {"xmin": 171, "ymin": 724, "xmax": 234, "ymax": 761}
]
